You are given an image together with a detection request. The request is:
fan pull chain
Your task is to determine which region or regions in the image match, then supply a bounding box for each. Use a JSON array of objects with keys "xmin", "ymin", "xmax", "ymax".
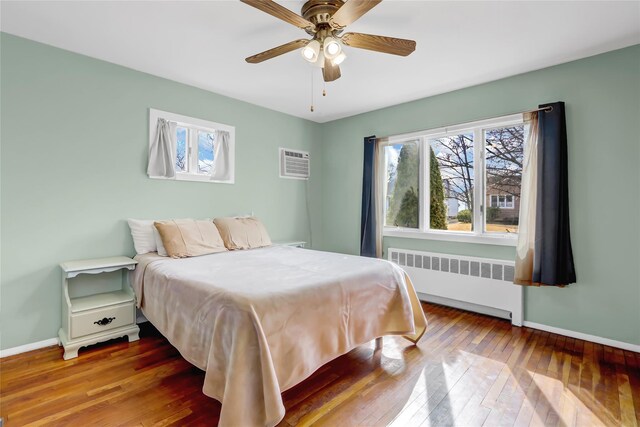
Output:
[
  {"xmin": 323, "ymin": 80, "xmax": 326, "ymax": 97},
  {"xmin": 310, "ymin": 70, "xmax": 314, "ymax": 112}
]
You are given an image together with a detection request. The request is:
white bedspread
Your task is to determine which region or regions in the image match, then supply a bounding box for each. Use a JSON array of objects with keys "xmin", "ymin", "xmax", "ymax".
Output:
[{"xmin": 131, "ymin": 246, "xmax": 427, "ymax": 427}]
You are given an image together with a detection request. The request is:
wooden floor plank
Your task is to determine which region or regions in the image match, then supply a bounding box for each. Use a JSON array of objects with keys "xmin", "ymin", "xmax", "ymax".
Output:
[{"xmin": 1, "ymin": 303, "xmax": 638, "ymax": 426}]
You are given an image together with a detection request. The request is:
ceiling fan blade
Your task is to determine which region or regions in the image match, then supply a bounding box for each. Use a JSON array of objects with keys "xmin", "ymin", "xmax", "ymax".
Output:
[
  {"xmin": 241, "ymin": 0, "xmax": 315, "ymax": 30},
  {"xmin": 323, "ymin": 56, "xmax": 341, "ymax": 82},
  {"xmin": 341, "ymin": 32, "xmax": 416, "ymax": 56},
  {"xmin": 246, "ymin": 39, "xmax": 309, "ymax": 64},
  {"xmin": 329, "ymin": 0, "xmax": 382, "ymax": 29}
]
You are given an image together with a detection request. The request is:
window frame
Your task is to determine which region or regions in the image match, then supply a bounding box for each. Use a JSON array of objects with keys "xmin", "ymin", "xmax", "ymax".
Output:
[
  {"xmin": 382, "ymin": 113, "xmax": 524, "ymax": 246},
  {"xmin": 148, "ymin": 109, "xmax": 235, "ymax": 184}
]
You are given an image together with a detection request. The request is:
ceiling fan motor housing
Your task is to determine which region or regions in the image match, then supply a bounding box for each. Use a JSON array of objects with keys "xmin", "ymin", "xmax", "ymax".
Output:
[{"xmin": 302, "ymin": 0, "xmax": 345, "ymax": 32}]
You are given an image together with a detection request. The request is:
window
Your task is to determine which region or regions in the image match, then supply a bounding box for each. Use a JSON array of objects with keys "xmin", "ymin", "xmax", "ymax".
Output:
[
  {"xmin": 175, "ymin": 127, "xmax": 216, "ymax": 175},
  {"xmin": 149, "ymin": 109, "xmax": 235, "ymax": 183},
  {"xmin": 429, "ymin": 132, "xmax": 475, "ymax": 232},
  {"xmin": 382, "ymin": 114, "xmax": 526, "ymax": 245},
  {"xmin": 384, "ymin": 140, "xmax": 420, "ymax": 229},
  {"xmin": 489, "ymin": 195, "xmax": 514, "ymax": 209},
  {"xmin": 484, "ymin": 123, "xmax": 523, "ymax": 234}
]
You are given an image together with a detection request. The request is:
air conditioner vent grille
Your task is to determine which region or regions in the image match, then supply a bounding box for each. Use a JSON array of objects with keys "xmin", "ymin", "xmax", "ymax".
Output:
[{"xmin": 280, "ymin": 148, "xmax": 310, "ymax": 179}]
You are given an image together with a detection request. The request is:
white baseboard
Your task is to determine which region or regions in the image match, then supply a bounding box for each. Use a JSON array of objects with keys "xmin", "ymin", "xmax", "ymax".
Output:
[
  {"xmin": 0, "ymin": 337, "xmax": 59, "ymax": 358},
  {"xmin": 1, "ymin": 317, "xmax": 150, "ymax": 358},
  {"xmin": 421, "ymin": 294, "xmax": 640, "ymax": 353},
  {"xmin": 523, "ymin": 321, "xmax": 640, "ymax": 353},
  {"xmin": 2, "ymin": 320, "xmax": 637, "ymax": 358}
]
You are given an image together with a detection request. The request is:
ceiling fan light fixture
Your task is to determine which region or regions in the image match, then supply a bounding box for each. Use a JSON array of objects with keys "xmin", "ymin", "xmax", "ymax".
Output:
[
  {"xmin": 313, "ymin": 51, "xmax": 325, "ymax": 68},
  {"xmin": 301, "ymin": 40, "xmax": 320, "ymax": 62},
  {"xmin": 333, "ymin": 51, "xmax": 347, "ymax": 65},
  {"xmin": 323, "ymin": 36, "xmax": 341, "ymax": 59}
]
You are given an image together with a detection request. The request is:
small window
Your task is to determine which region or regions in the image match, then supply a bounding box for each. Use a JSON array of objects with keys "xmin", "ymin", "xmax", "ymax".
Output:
[
  {"xmin": 149, "ymin": 109, "xmax": 234, "ymax": 183},
  {"xmin": 489, "ymin": 194, "xmax": 515, "ymax": 208}
]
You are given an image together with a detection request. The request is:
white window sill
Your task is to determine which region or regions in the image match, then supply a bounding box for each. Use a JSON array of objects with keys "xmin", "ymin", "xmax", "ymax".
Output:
[
  {"xmin": 149, "ymin": 173, "xmax": 234, "ymax": 184},
  {"xmin": 383, "ymin": 228, "xmax": 518, "ymax": 247}
]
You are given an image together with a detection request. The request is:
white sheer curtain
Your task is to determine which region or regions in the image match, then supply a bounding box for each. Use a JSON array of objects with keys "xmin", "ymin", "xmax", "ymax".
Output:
[
  {"xmin": 147, "ymin": 118, "xmax": 177, "ymax": 178},
  {"xmin": 210, "ymin": 130, "xmax": 231, "ymax": 181},
  {"xmin": 514, "ymin": 112, "xmax": 539, "ymax": 285},
  {"xmin": 374, "ymin": 138, "xmax": 388, "ymax": 258}
]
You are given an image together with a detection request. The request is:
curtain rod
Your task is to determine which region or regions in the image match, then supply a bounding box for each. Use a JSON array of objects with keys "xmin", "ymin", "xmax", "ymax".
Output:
[{"xmin": 372, "ymin": 105, "xmax": 553, "ymax": 142}]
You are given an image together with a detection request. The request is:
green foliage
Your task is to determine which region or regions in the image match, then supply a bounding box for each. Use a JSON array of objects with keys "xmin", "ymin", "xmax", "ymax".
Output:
[
  {"xmin": 386, "ymin": 145, "xmax": 448, "ymax": 230},
  {"xmin": 429, "ymin": 148, "xmax": 448, "ymax": 230},
  {"xmin": 387, "ymin": 143, "xmax": 419, "ymax": 227},
  {"xmin": 486, "ymin": 206, "xmax": 500, "ymax": 222},
  {"xmin": 395, "ymin": 187, "xmax": 419, "ymax": 228},
  {"xmin": 457, "ymin": 209, "xmax": 472, "ymax": 223}
]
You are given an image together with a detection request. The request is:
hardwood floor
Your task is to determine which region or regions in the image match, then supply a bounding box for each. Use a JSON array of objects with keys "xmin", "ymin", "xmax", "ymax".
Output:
[{"xmin": 1, "ymin": 303, "xmax": 639, "ymax": 426}]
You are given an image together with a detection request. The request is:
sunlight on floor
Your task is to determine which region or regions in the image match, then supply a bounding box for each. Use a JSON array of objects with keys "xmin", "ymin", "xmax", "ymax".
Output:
[
  {"xmin": 380, "ymin": 338, "xmax": 411, "ymax": 360},
  {"xmin": 525, "ymin": 371, "xmax": 607, "ymax": 427},
  {"xmin": 385, "ymin": 349, "xmax": 622, "ymax": 427}
]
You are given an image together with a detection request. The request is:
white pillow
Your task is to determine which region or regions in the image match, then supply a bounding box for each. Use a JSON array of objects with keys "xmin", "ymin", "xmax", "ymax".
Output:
[
  {"xmin": 128, "ymin": 218, "xmax": 209, "ymax": 256},
  {"xmin": 153, "ymin": 227, "xmax": 168, "ymax": 257},
  {"xmin": 127, "ymin": 219, "xmax": 158, "ymax": 254}
]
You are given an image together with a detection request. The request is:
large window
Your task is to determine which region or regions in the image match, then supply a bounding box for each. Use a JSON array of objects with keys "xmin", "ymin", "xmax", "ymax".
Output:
[
  {"xmin": 149, "ymin": 109, "xmax": 235, "ymax": 183},
  {"xmin": 382, "ymin": 114, "xmax": 526, "ymax": 245}
]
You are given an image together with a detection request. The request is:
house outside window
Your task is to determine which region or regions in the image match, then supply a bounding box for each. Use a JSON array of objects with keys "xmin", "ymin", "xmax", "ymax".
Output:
[{"xmin": 382, "ymin": 114, "xmax": 527, "ymax": 245}]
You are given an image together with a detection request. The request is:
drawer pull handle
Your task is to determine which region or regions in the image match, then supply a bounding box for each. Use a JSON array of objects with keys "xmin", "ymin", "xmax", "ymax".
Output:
[{"xmin": 94, "ymin": 317, "xmax": 115, "ymax": 326}]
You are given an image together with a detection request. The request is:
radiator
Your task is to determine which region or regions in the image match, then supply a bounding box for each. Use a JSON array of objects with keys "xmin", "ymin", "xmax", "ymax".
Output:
[{"xmin": 389, "ymin": 248, "xmax": 523, "ymax": 326}]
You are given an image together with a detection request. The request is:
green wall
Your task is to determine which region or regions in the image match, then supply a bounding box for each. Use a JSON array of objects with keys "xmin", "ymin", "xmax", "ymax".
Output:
[
  {"xmin": 2, "ymin": 33, "xmax": 639, "ymax": 351},
  {"xmin": 0, "ymin": 34, "xmax": 323, "ymax": 350},
  {"xmin": 319, "ymin": 44, "xmax": 640, "ymax": 346}
]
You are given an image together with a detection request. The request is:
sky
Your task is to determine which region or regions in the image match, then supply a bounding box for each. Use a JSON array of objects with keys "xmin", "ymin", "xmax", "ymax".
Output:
[{"xmin": 176, "ymin": 127, "xmax": 215, "ymax": 172}]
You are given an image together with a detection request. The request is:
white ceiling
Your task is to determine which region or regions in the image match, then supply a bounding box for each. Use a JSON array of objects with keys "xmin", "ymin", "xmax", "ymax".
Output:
[{"xmin": 1, "ymin": 1, "xmax": 639, "ymax": 123}]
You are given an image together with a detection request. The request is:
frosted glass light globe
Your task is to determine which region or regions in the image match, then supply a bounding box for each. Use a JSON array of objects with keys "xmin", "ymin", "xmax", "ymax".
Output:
[{"xmin": 323, "ymin": 37, "xmax": 341, "ymax": 59}]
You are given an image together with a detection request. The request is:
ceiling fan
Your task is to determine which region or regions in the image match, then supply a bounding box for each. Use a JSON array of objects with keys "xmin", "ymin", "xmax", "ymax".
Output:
[{"xmin": 241, "ymin": 0, "xmax": 416, "ymax": 82}]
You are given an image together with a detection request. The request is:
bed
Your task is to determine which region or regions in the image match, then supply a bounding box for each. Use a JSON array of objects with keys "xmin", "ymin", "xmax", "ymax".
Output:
[{"xmin": 131, "ymin": 245, "xmax": 427, "ymax": 427}]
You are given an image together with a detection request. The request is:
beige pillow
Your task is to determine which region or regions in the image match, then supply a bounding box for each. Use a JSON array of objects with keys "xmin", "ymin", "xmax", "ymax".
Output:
[
  {"xmin": 154, "ymin": 219, "xmax": 227, "ymax": 258},
  {"xmin": 213, "ymin": 216, "xmax": 272, "ymax": 250}
]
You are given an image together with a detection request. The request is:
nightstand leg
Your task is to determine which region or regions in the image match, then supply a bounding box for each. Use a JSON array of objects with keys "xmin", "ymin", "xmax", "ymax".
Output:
[
  {"xmin": 127, "ymin": 330, "xmax": 140, "ymax": 342},
  {"xmin": 63, "ymin": 347, "xmax": 79, "ymax": 360}
]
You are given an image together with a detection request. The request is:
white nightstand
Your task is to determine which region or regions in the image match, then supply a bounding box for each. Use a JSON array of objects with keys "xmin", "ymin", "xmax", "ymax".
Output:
[
  {"xmin": 274, "ymin": 241, "xmax": 307, "ymax": 248},
  {"xmin": 58, "ymin": 256, "xmax": 140, "ymax": 360}
]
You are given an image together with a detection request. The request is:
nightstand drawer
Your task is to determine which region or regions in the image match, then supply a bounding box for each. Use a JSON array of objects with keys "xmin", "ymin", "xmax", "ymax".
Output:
[{"xmin": 70, "ymin": 303, "xmax": 134, "ymax": 339}]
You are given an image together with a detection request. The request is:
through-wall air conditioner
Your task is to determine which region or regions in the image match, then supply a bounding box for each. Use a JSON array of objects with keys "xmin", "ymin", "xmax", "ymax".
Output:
[{"xmin": 279, "ymin": 148, "xmax": 310, "ymax": 180}]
